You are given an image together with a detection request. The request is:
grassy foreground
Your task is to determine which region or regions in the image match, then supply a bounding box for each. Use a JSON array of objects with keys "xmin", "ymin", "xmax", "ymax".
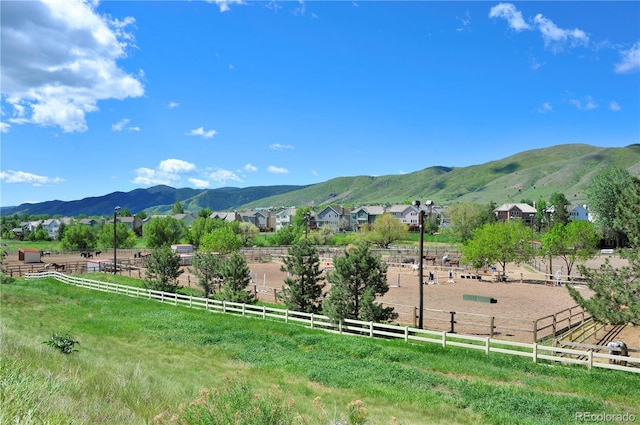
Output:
[{"xmin": 2, "ymin": 277, "xmax": 639, "ymax": 425}]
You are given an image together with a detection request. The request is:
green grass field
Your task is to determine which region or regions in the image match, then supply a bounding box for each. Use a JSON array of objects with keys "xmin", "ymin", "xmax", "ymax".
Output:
[{"xmin": 2, "ymin": 276, "xmax": 639, "ymax": 425}]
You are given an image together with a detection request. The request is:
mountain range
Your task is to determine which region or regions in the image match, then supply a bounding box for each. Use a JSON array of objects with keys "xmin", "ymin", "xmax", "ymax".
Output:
[{"xmin": 2, "ymin": 143, "xmax": 639, "ymax": 217}]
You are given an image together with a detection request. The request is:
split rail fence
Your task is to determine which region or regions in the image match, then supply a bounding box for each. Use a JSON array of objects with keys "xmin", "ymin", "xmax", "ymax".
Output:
[{"xmin": 24, "ymin": 271, "xmax": 639, "ymax": 374}]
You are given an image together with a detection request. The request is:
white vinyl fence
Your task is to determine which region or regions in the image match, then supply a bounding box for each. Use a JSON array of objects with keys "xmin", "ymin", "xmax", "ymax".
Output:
[{"xmin": 24, "ymin": 271, "xmax": 639, "ymax": 374}]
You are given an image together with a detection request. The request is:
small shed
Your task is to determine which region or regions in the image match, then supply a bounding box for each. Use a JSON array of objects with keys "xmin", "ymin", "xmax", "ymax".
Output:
[
  {"xmin": 171, "ymin": 244, "xmax": 194, "ymax": 254},
  {"xmin": 178, "ymin": 254, "xmax": 193, "ymax": 266},
  {"xmin": 18, "ymin": 248, "xmax": 41, "ymax": 264}
]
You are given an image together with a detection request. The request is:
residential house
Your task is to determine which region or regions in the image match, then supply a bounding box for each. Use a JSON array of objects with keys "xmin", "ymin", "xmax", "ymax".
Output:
[
  {"xmin": 351, "ymin": 205, "xmax": 386, "ymax": 231},
  {"xmin": 315, "ymin": 205, "xmax": 351, "ymax": 232},
  {"xmin": 41, "ymin": 218, "xmax": 61, "ymax": 239},
  {"xmin": 387, "ymin": 204, "xmax": 421, "ymax": 228},
  {"xmin": 210, "ymin": 211, "xmax": 241, "ymax": 223},
  {"xmin": 117, "ymin": 216, "xmax": 143, "ymax": 236},
  {"xmin": 493, "ymin": 203, "xmax": 537, "ymax": 228},
  {"xmin": 274, "ymin": 208, "xmax": 296, "ymax": 231},
  {"xmin": 173, "ymin": 213, "xmax": 198, "ymax": 227},
  {"xmin": 79, "ymin": 218, "xmax": 103, "ymax": 228},
  {"xmin": 568, "ymin": 205, "xmax": 590, "ymax": 221}
]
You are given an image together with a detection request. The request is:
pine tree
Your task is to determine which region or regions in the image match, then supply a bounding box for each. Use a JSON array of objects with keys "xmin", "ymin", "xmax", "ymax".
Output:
[
  {"xmin": 323, "ymin": 243, "xmax": 397, "ymax": 323},
  {"xmin": 190, "ymin": 251, "xmax": 223, "ymax": 297},
  {"xmin": 215, "ymin": 252, "xmax": 255, "ymax": 304},
  {"xmin": 144, "ymin": 245, "xmax": 184, "ymax": 293},
  {"xmin": 279, "ymin": 239, "xmax": 325, "ymax": 313}
]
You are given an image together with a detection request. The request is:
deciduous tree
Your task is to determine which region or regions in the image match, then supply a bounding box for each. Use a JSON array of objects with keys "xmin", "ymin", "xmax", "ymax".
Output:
[
  {"xmin": 199, "ymin": 223, "xmax": 243, "ymax": 253},
  {"xmin": 587, "ymin": 168, "xmax": 634, "ymax": 246},
  {"xmin": 61, "ymin": 224, "xmax": 97, "ymax": 250},
  {"xmin": 279, "ymin": 240, "xmax": 325, "ymax": 313},
  {"xmin": 461, "ymin": 221, "xmax": 534, "ymax": 277},
  {"xmin": 97, "ymin": 222, "xmax": 137, "ymax": 249},
  {"xmin": 323, "ymin": 243, "xmax": 397, "ymax": 322},
  {"xmin": 363, "ymin": 213, "xmax": 408, "ymax": 248},
  {"xmin": 145, "ymin": 216, "xmax": 186, "ymax": 248},
  {"xmin": 541, "ymin": 220, "xmax": 599, "ymax": 278}
]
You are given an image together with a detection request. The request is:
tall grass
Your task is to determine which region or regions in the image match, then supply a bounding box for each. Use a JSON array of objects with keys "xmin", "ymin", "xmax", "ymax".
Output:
[{"xmin": 2, "ymin": 277, "xmax": 639, "ymax": 424}]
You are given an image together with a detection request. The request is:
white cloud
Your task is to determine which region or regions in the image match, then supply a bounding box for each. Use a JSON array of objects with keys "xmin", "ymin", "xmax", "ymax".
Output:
[
  {"xmin": 112, "ymin": 118, "xmax": 130, "ymax": 132},
  {"xmin": 533, "ymin": 14, "xmax": 588, "ymax": 50},
  {"xmin": 614, "ymin": 42, "xmax": 640, "ymax": 74},
  {"xmin": 132, "ymin": 159, "xmax": 196, "ymax": 186},
  {"xmin": 0, "ymin": 122, "xmax": 10, "ymax": 133},
  {"xmin": 267, "ymin": 165, "xmax": 289, "ymax": 174},
  {"xmin": 489, "ymin": 3, "xmax": 531, "ymax": 32},
  {"xmin": 132, "ymin": 167, "xmax": 172, "ymax": 186},
  {"xmin": 310, "ymin": 170, "xmax": 318, "ymax": 176},
  {"xmin": 210, "ymin": 169, "xmax": 242, "ymax": 185},
  {"xmin": 269, "ymin": 143, "xmax": 295, "ymax": 150},
  {"xmin": 167, "ymin": 101, "xmax": 179, "ymax": 109},
  {"xmin": 228, "ymin": 64, "xmax": 235, "ymax": 70},
  {"xmin": 490, "ymin": 4, "xmax": 589, "ymax": 52},
  {"xmin": 129, "ymin": 126, "xmax": 140, "ymax": 131},
  {"xmin": 207, "ymin": 0, "xmax": 244, "ymax": 13},
  {"xmin": 189, "ymin": 178, "xmax": 210, "ymax": 188},
  {"xmin": 609, "ymin": 101, "xmax": 621, "ymax": 112},
  {"xmin": 0, "ymin": 0, "xmax": 144, "ymax": 132},
  {"xmin": 568, "ymin": 96, "xmax": 597, "ymax": 111},
  {"xmin": 243, "ymin": 163, "xmax": 258, "ymax": 172},
  {"xmin": 0, "ymin": 170, "xmax": 64, "ymax": 186},
  {"xmin": 187, "ymin": 126, "xmax": 217, "ymax": 139},
  {"xmin": 158, "ymin": 159, "xmax": 196, "ymax": 174},
  {"xmin": 538, "ymin": 102, "xmax": 553, "ymax": 114}
]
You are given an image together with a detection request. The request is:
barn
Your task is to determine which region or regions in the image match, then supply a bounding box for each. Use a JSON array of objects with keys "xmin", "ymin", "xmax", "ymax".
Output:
[{"xmin": 18, "ymin": 248, "xmax": 41, "ymax": 264}]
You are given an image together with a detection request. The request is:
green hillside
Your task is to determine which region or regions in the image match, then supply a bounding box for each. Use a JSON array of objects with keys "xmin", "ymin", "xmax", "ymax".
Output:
[{"xmin": 243, "ymin": 144, "xmax": 640, "ymax": 208}]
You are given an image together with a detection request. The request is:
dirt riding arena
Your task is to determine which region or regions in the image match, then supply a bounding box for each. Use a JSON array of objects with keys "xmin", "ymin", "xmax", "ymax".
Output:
[{"xmin": 4, "ymin": 249, "xmax": 638, "ymax": 349}]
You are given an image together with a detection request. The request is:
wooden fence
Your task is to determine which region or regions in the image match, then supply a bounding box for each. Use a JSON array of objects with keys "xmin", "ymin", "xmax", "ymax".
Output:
[{"xmin": 24, "ymin": 271, "xmax": 638, "ymax": 373}]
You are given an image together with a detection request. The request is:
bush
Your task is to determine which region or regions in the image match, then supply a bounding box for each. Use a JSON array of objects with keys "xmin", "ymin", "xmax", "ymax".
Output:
[{"xmin": 43, "ymin": 332, "xmax": 80, "ymax": 354}]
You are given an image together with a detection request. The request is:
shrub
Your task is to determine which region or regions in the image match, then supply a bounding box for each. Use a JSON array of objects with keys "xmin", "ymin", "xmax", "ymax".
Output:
[{"xmin": 43, "ymin": 332, "xmax": 80, "ymax": 354}]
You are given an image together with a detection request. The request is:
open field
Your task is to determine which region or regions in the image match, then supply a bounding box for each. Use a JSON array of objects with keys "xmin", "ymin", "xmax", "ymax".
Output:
[
  {"xmin": 3, "ymin": 276, "xmax": 640, "ymax": 425},
  {"xmin": 3, "ymin": 247, "xmax": 638, "ymax": 347}
]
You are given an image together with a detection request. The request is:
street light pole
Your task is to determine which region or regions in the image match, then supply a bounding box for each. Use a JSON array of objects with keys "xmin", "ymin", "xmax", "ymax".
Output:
[
  {"xmin": 413, "ymin": 200, "xmax": 425, "ymax": 329},
  {"xmin": 113, "ymin": 206, "xmax": 121, "ymax": 275}
]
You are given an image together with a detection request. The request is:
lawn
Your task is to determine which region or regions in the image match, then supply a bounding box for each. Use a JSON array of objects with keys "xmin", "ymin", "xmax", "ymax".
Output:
[{"xmin": 2, "ymin": 276, "xmax": 639, "ymax": 425}]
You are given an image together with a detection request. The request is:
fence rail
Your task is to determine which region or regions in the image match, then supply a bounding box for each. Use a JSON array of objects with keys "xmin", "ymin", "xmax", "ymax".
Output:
[{"xmin": 24, "ymin": 271, "xmax": 638, "ymax": 373}]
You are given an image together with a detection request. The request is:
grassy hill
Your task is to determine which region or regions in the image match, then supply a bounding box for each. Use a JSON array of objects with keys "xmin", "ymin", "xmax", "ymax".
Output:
[
  {"xmin": 2, "ymin": 144, "xmax": 639, "ymax": 217},
  {"xmin": 243, "ymin": 144, "xmax": 640, "ymax": 208},
  {"xmin": 3, "ymin": 276, "xmax": 639, "ymax": 424}
]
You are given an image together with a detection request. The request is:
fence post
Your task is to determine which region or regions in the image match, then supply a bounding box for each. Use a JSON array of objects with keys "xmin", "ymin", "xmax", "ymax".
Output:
[
  {"xmin": 223, "ymin": 300, "xmax": 226, "ymax": 313},
  {"xmin": 485, "ymin": 337, "xmax": 490, "ymax": 355},
  {"xmin": 553, "ymin": 314, "xmax": 556, "ymax": 336},
  {"xmin": 370, "ymin": 321, "xmax": 374, "ymax": 338},
  {"xmin": 404, "ymin": 326, "xmax": 409, "ymax": 343},
  {"xmin": 339, "ymin": 321, "xmax": 343, "ymax": 334},
  {"xmin": 413, "ymin": 307, "xmax": 417, "ymax": 328},
  {"xmin": 442, "ymin": 331, "xmax": 447, "ymax": 348},
  {"xmin": 533, "ymin": 343, "xmax": 538, "ymax": 363},
  {"xmin": 263, "ymin": 306, "xmax": 266, "ymax": 319},
  {"xmin": 533, "ymin": 320, "xmax": 538, "ymax": 342},
  {"xmin": 285, "ymin": 309, "xmax": 289, "ymax": 323},
  {"xmin": 450, "ymin": 311, "xmax": 455, "ymax": 333},
  {"xmin": 490, "ymin": 317, "xmax": 495, "ymax": 339},
  {"xmin": 587, "ymin": 350, "xmax": 593, "ymax": 370},
  {"xmin": 311, "ymin": 313, "xmax": 314, "ymax": 329}
]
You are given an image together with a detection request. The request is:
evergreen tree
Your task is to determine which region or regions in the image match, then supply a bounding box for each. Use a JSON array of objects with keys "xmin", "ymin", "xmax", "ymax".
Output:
[
  {"xmin": 144, "ymin": 245, "xmax": 184, "ymax": 293},
  {"xmin": 549, "ymin": 192, "xmax": 570, "ymax": 226},
  {"xmin": 568, "ymin": 177, "xmax": 640, "ymax": 325},
  {"xmin": 323, "ymin": 243, "xmax": 397, "ymax": 323},
  {"xmin": 215, "ymin": 252, "xmax": 255, "ymax": 304},
  {"xmin": 279, "ymin": 239, "xmax": 325, "ymax": 313},
  {"xmin": 190, "ymin": 251, "xmax": 223, "ymax": 297},
  {"xmin": 172, "ymin": 201, "xmax": 185, "ymax": 215}
]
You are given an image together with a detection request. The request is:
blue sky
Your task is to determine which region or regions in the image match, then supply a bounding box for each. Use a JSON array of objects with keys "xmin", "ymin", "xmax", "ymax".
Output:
[{"xmin": 1, "ymin": 1, "xmax": 639, "ymax": 208}]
